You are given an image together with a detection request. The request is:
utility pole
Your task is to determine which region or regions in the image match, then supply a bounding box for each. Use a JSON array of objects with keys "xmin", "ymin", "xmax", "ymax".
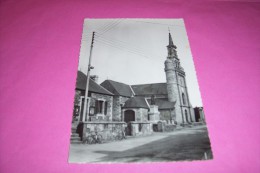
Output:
[{"xmin": 82, "ymin": 31, "xmax": 95, "ymax": 122}]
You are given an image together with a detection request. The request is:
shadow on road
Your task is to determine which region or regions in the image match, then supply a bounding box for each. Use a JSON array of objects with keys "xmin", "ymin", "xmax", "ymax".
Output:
[{"xmin": 93, "ymin": 127, "xmax": 213, "ymax": 163}]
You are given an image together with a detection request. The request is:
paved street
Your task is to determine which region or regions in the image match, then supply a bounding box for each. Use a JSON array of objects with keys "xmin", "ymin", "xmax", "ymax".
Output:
[{"xmin": 69, "ymin": 125, "xmax": 212, "ymax": 163}]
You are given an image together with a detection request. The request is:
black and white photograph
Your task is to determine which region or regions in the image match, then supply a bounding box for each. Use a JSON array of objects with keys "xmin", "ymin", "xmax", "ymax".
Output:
[{"xmin": 69, "ymin": 19, "xmax": 213, "ymax": 163}]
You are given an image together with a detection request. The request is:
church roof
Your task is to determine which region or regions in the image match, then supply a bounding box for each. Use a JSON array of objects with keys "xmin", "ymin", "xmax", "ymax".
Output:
[
  {"xmin": 123, "ymin": 97, "xmax": 149, "ymax": 109},
  {"xmin": 131, "ymin": 83, "xmax": 168, "ymax": 96},
  {"xmin": 147, "ymin": 98, "xmax": 175, "ymax": 110},
  {"xmin": 100, "ymin": 80, "xmax": 133, "ymax": 97},
  {"xmin": 76, "ymin": 71, "xmax": 114, "ymax": 96}
]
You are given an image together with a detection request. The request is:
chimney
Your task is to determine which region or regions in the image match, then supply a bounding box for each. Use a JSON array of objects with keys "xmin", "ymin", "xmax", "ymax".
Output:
[{"xmin": 90, "ymin": 75, "xmax": 99, "ymax": 83}]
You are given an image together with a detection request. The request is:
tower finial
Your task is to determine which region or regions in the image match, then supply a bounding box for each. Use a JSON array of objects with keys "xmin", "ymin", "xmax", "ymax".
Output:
[{"xmin": 168, "ymin": 29, "xmax": 176, "ymax": 49}]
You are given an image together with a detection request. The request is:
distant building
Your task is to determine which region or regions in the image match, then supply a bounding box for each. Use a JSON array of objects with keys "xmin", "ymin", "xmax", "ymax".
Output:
[{"xmin": 194, "ymin": 107, "xmax": 205, "ymax": 122}]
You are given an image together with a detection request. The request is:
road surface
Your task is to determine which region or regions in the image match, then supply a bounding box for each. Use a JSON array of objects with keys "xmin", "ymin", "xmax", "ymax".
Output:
[{"xmin": 69, "ymin": 125, "xmax": 212, "ymax": 163}]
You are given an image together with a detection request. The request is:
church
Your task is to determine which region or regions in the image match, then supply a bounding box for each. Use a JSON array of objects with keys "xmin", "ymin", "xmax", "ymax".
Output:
[{"xmin": 71, "ymin": 32, "xmax": 198, "ymax": 142}]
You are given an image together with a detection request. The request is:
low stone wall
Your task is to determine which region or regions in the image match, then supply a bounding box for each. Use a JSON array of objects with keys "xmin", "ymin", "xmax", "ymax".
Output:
[
  {"xmin": 129, "ymin": 122, "xmax": 152, "ymax": 136},
  {"xmin": 82, "ymin": 122, "xmax": 126, "ymax": 143},
  {"xmin": 192, "ymin": 122, "xmax": 205, "ymax": 126},
  {"xmin": 164, "ymin": 124, "xmax": 177, "ymax": 132},
  {"xmin": 155, "ymin": 121, "xmax": 177, "ymax": 132}
]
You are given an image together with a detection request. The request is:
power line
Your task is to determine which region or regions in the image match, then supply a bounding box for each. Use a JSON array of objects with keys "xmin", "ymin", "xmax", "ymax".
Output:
[
  {"xmin": 95, "ymin": 38, "xmax": 149, "ymax": 57},
  {"xmin": 96, "ymin": 19, "xmax": 121, "ymax": 33},
  {"xmin": 85, "ymin": 23, "xmax": 107, "ymax": 32},
  {"xmin": 95, "ymin": 33, "xmax": 161, "ymax": 57},
  {"xmin": 99, "ymin": 19, "xmax": 121, "ymax": 34},
  {"xmin": 95, "ymin": 37, "xmax": 154, "ymax": 57},
  {"xmin": 84, "ymin": 21, "xmax": 119, "ymax": 37},
  {"xmin": 82, "ymin": 19, "xmax": 174, "ymax": 62},
  {"xmin": 84, "ymin": 27, "xmax": 105, "ymax": 37},
  {"xmin": 84, "ymin": 30, "xmax": 162, "ymax": 62},
  {"xmin": 133, "ymin": 20, "xmax": 185, "ymax": 28},
  {"xmin": 95, "ymin": 36, "xmax": 149, "ymax": 55},
  {"xmin": 95, "ymin": 39, "xmax": 160, "ymax": 62},
  {"xmin": 95, "ymin": 40, "xmax": 159, "ymax": 62},
  {"xmin": 95, "ymin": 32, "xmax": 144, "ymax": 49},
  {"xmin": 85, "ymin": 19, "xmax": 183, "ymax": 36},
  {"xmin": 99, "ymin": 19, "xmax": 122, "ymax": 35}
]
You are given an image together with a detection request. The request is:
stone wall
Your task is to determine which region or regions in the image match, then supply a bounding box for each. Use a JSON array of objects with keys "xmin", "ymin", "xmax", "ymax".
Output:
[
  {"xmin": 112, "ymin": 96, "xmax": 129, "ymax": 121},
  {"xmin": 157, "ymin": 121, "xmax": 176, "ymax": 132},
  {"xmin": 164, "ymin": 124, "xmax": 177, "ymax": 132},
  {"xmin": 159, "ymin": 109, "xmax": 176, "ymax": 124},
  {"xmin": 135, "ymin": 109, "xmax": 142, "ymax": 121},
  {"xmin": 82, "ymin": 122, "xmax": 126, "ymax": 143},
  {"xmin": 159, "ymin": 109, "xmax": 171, "ymax": 121},
  {"xmin": 141, "ymin": 108, "xmax": 149, "ymax": 121},
  {"xmin": 129, "ymin": 122, "xmax": 152, "ymax": 136}
]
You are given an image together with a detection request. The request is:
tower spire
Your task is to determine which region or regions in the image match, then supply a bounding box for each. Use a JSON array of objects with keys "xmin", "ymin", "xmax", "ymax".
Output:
[
  {"xmin": 168, "ymin": 31, "xmax": 176, "ymax": 48},
  {"xmin": 169, "ymin": 32, "xmax": 174, "ymax": 46},
  {"xmin": 167, "ymin": 30, "xmax": 177, "ymax": 58},
  {"xmin": 164, "ymin": 31, "xmax": 193, "ymax": 125}
]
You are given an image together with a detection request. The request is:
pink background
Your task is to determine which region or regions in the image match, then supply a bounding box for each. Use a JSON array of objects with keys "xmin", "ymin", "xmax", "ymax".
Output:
[{"xmin": 0, "ymin": 0, "xmax": 260, "ymax": 172}]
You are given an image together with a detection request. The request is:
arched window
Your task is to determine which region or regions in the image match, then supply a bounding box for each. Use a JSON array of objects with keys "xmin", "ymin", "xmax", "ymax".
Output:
[
  {"xmin": 124, "ymin": 110, "xmax": 135, "ymax": 123},
  {"xmin": 182, "ymin": 93, "xmax": 186, "ymax": 105}
]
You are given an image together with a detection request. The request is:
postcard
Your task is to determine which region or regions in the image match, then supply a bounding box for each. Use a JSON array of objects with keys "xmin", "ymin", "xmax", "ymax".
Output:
[{"xmin": 69, "ymin": 19, "xmax": 213, "ymax": 163}]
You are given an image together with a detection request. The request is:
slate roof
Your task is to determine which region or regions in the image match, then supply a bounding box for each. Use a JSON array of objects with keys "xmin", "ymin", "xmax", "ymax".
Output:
[
  {"xmin": 147, "ymin": 98, "xmax": 175, "ymax": 110},
  {"xmin": 76, "ymin": 71, "xmax": 113, "ymax": 96},
  {"xmin": 123, "ymin": 97, "xmax": 149, "ymax": 109},
  {"xmin": 131, "ymin": 83, "xmax": 168, "ymax": 96},
  {"xmin": 100, "ymin": 80, "xmax": 133, "ymax": 97}
]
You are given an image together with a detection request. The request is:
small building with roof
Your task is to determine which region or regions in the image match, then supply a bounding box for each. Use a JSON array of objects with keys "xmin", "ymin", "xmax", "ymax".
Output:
[
  {"xmin": 121, "ymin": 97, "xmax": 152, "ymax": 136},
  {"xmin": 74, "ymin": 71, "xmax": 114, "ymax": 122},
  {"xmin": 122, "ymin": 96, "xmax": 150, "ymax": 123},
  {"xmin": 100, "ymin": 80, "xmax": 134, "ymax": 121}
]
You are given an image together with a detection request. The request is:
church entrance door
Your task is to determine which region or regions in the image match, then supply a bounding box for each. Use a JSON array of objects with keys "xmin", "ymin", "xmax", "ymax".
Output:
[
  {"xmin": 124, "ymin": 110, "xmax": 135, "ymax": 136},
  {"xmin": 185, "ymin": 109, "xmax": 189, "ymax": 123}
]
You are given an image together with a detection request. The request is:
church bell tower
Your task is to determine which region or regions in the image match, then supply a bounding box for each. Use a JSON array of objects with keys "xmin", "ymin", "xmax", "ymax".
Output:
[{"xmin": 164, "ymin": 32, "xmax": 193, "ymax": 125}]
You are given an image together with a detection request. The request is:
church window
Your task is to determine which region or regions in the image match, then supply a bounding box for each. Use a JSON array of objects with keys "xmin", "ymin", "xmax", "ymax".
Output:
[
  {"xmin": 182, "ymin": 93, "xmax": 186, "ymax": 105},
  {"xmin": 95, "ymin": 100, "xmax": 103, "ymax": 114}
]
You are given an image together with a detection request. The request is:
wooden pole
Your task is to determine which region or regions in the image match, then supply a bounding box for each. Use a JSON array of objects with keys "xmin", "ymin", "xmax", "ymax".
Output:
[{"xmin": 82, "ymin": 32, "xmax": 95, "ymax": 122}]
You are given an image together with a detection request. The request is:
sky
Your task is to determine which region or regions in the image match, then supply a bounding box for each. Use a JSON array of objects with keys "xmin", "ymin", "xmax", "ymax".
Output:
[{"xmin": 78, "ymin": 19, "xmax": 203, "ymax": 107}]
